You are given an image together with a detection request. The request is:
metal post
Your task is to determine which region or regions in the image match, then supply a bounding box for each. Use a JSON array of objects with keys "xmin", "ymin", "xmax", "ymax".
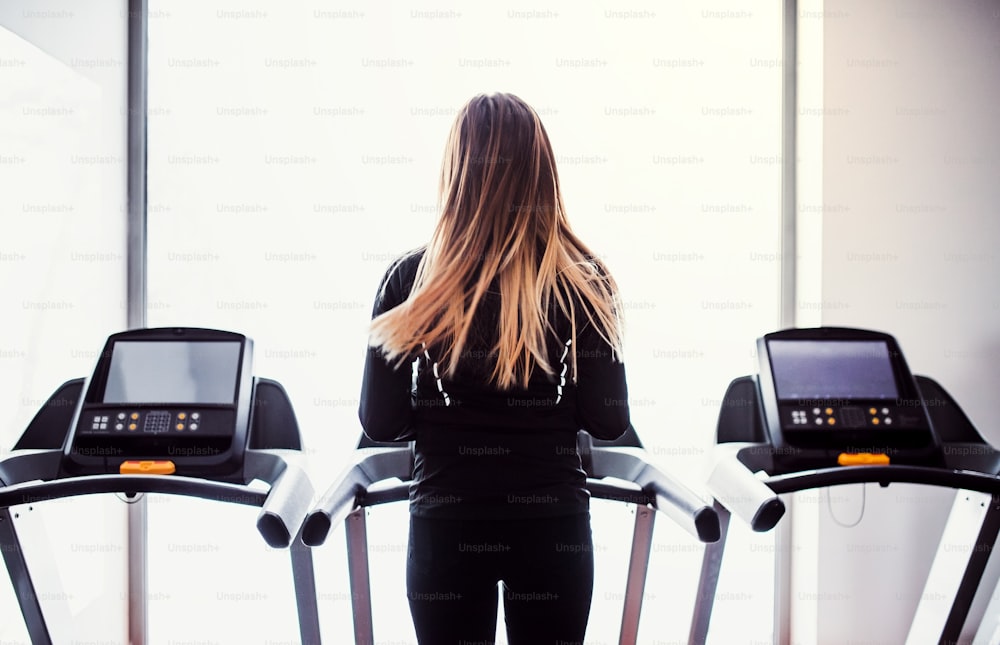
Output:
[
  {"xmin": 346, "ymin": 508, "xmax": 374, "ymax": 645},
  {"xmin": 619, "ymin": 505, "xmax": 656, "ymax": 645},
  {"xmin": 126, "ymin": 0, "xmax": 148, "ymax": 324},
  {"xmin": 780, "ymin": 0, "xmax": 798, "ymax": 331},
  {"xmin": 126, "ymin": 497, "xmax": 147, "ymax": 645},
  {"xmin": 689, "ymin": 502, "xmax": 731, "ymax": 645},
  {"xmin": 777, "ymin": 1, "xmax": 798, "ymax": 642},
  {"xmin": 290, "ymin": 527, "xmax": 322, "ymax": 645},
  {"xmin": 125, "ymin": 0, "xmax": 149, "ymax": 643},
  {"xmin": 773, "ymin": 502, "xmax": 792, "ymax": 644}
]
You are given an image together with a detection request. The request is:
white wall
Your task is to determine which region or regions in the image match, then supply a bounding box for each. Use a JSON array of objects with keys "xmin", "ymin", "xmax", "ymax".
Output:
[{"xmin": 796, "ymin": 1, "xmax": 1000, "ymax": 642}]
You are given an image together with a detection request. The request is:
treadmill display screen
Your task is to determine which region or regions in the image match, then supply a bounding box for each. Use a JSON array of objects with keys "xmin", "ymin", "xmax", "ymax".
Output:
[
  {"xmin": 103, "ymin": 341, "xmax": 241, "ymax": 404},
  {"xmin": 769, "ymin": 340, "xmax": 899, "ymax": 400}
]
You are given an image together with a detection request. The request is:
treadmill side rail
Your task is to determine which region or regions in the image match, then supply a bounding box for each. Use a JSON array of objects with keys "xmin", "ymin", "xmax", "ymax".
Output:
[
  {"xmin": 588, "ymin": 446, "xmax": 721, "ymax": 543},
  {"xmin": 301, "ymin": 447, "xmax": 413, "ymax": 547},
  {"xmin": 906, "ymin": 491, "xmax": 1000, "ymax": 644}
]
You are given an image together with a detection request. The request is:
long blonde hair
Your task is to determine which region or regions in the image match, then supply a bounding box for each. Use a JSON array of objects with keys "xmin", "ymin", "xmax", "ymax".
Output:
[{"xmin": 369, "ymin": 92, "xmax": 623, "ymax": 389}]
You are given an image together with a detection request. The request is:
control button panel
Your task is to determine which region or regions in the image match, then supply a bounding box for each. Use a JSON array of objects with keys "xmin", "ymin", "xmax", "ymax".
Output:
[
  {"xmin": 79, "ymin": 408, "xmax": 227, "ymax": 436},
  {"xmin": 780, "ymin": 401, "xmax": 922, "ymax": 430}
]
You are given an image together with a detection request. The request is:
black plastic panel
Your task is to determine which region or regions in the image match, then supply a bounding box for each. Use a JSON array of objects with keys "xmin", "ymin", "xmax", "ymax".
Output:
[{"xmin": 13, "ymin": 379, "xmax": 82, "ymax": 451}]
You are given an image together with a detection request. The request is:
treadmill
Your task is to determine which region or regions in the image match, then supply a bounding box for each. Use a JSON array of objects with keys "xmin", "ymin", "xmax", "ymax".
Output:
[
  {"xmin": 697, "ymin": 327, "xmax": 1000, "ymax": 644},
  {"xmin": 300, "ymin": 424, "xmax": 722, "ymax": 645},
  {"xmin": 0, "ymin": 327, "xmax": 320, "ymax": 644}
]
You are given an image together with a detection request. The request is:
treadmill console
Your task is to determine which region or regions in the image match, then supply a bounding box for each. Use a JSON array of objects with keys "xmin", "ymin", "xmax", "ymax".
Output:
[
  {"xmin": 61, "ymin": 328, "xmax": 254, "ymax": 478},
  {"xmin": 757, "ymin": 328, "xmax": 940, "ymax": 464}
]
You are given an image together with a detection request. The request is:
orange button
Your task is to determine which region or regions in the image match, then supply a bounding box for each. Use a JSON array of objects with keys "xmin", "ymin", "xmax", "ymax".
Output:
[
  {"xmin": 872, "ymin": 418, "xmax": 880, "ymax": 425},
  {"xmin": 825, "ymin": 408, "xmax": 833, "ymax": 415},
  {"xmin": 120, "ymin": 460, "xmax": 176, "ymax": 475},
  {"xmin": 827, "ymin": 417, "xmax": 836, "ymax": 425},
  {"xmin": 130, "ymin": 412, "xmax": 139, "ymax": 420},
  {"xmin": 869, "ymin": 408, "xmax": 877, "ymax": 415},
  {"xmin": 178, "ymin": 413, "xmax": 187, "ymax": 420},
  {"xmin": 176, "ymin": 423, "xmax": 185, "ymax": 431},
  {"xmin": 837, "ymin": 452, "xmax": 890, "ymax": 466},
  {"xmin": 128, "ymin": 423, "xmax": 137, "ymax": 431}
]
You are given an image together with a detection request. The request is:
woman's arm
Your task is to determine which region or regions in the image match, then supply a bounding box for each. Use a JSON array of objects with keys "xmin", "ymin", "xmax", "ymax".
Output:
[
  {"xmin": 358, "ymin": 260, "xmax": 416, "ymax": 442},
  {"xmin": 573, "ymin": 322, "xmax": 630, "ymax": 441}
]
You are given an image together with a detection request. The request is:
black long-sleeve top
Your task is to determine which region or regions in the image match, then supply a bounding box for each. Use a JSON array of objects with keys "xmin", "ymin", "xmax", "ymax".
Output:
[{"xmin": 359, "ymin": 249, "xmax": 630, "ymax": 519}]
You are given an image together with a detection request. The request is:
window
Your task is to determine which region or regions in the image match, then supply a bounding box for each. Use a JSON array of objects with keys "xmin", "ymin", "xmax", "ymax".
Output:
[
  {"xmin": 1, "ymin": 1, "xmax": 786, "ymax": 642},
  {"xmin": 0, "ymin": 1, "xmax": 128, "ymax": 641}
]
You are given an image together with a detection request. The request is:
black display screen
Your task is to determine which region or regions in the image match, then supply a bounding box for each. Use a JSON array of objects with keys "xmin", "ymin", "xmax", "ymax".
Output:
[
  {"xmin": 769, "ymin": 340, "xmax": 899, "ymax": 400},
  {"xmin": 103, "ymin": 341, "xmax": 242, "ymax": 404}
]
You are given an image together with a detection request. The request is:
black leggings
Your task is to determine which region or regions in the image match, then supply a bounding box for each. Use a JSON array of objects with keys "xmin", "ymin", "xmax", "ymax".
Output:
[{"xmin": 406, "ymin": 513, "xmax": 595, "ymax": 645}]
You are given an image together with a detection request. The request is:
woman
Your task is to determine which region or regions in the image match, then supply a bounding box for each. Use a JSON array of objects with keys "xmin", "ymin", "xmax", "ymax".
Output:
[{"xmin": 359, "ymin": 92, "xmax": 630, "ymax": 645}]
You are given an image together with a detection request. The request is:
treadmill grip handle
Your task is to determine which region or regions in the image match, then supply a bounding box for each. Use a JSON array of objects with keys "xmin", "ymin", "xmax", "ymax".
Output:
[
  {"xmin": 706, "ymin": 448, "xmax": 786, "ymax": 532},
  {"xmin": 300, "ymin": 472, "xmax": 369, "ymax": 547},
  {"xmin": 256, "ymin": 464, "xmax": 314, "ymax": 549},
  {"xmin": 646, "ymin": 477, "xmax": 721, "ymax": 543},
  {"xmin": 301, "ymin": 448, "xmax": 414, "ymax": 547},
  {"xmin": 692, "ymin": 506, "xmax": 722, "ymax": 543},
  {"xmin": 301, "ymin": 510, "xmax": 332, "ymax": 547}
]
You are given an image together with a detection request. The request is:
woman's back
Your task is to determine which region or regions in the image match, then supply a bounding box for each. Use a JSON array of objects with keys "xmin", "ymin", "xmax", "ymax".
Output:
[{"xmin": 361, "ymin": 247, "xmax": 629, "ymax": 519}]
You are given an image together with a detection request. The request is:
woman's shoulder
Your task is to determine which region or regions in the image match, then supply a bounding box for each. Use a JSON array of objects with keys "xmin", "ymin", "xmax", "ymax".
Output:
[
  {"xmin": 372, "ymin": 247, "xmax": 426, "ymax": 310},
  {"xmin": 388, "ymin": 246, "xmax": 426, "ymax": 271},
  {"xmin": 382, "ymin": 246, "xmax": 426, "ymax": 285}
]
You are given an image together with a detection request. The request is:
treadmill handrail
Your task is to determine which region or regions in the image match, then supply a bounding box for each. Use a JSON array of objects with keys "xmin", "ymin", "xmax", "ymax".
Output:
[
  {"xmin": 0, "ymin": 474, "xmax": 266, "ymax": 509},
  {"xmin": 0, "ymin": 450, "xmax": 313, "ymax": 548},
  {"xmin": 301, "ymin": 446, "xmax": 411, "ymax": 546},
  {"xmin": 708, "ymin": 444, "xmax": 1000, "ymax": 532},
  {"xmin": 245, "ymin": 451, "xmax": 315, "ymax": 548},
  {"xmin": 588, "ymin": 446, "xmax": 720, "ymax": 542},
  {"xmin": 301, "ymin": 444, "xmax": 721, "ymax": 545},
  {"xmin": 764, "ymin": 464, "xmax": 1000, "ymax": 496}
]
